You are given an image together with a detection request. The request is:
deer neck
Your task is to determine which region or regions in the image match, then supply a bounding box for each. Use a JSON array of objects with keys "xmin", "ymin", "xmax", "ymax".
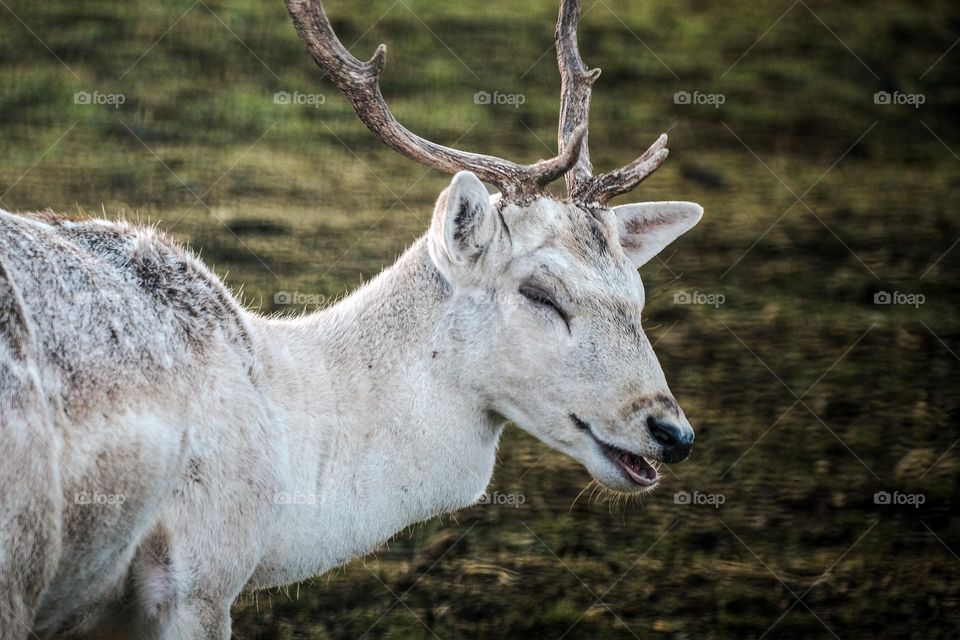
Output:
[{"xmin": 251, "ymin": 237, "xmax": 503, "ymax": 585}]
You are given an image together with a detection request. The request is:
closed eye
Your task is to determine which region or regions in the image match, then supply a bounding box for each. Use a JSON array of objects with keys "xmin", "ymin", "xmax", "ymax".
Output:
[{"xmin": 519, "ymin": 283, "xmax": 570, "ymax": 331}]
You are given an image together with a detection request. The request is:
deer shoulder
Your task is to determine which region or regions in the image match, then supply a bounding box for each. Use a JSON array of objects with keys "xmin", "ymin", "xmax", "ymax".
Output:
[{"xmin": 0, "ymin": 209, "xmax": 261, "ymax": 422}]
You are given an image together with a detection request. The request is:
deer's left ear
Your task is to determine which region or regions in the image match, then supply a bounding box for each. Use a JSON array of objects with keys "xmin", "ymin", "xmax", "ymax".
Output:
[
  {"xmin": 428, "ymin": 171, "xmax": 498, "ymax": 282},
  {"xmin": 613, "ymin": 201, "xmax": 703, "ymax": 268}
]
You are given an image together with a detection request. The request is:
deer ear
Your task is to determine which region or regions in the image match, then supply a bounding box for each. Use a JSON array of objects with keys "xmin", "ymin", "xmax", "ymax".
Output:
[
  {"xmin": 613, "ymin": 201, "xmax": 703, "ymax": 268},
  {"xmin": 428, "ymin": 171, "xmax": 497, "ymax": 279}
]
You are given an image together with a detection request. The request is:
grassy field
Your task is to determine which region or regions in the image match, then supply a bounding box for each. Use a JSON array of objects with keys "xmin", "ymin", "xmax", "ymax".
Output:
[{"xmin": 2, "ymin": 0, "xmax": 959, "ymax": 637}]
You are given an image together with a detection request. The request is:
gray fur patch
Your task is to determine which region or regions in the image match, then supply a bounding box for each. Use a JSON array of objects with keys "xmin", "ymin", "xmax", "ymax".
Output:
[{"xmin": 0, "ymin": 210, "xmax": 260, "ymax": 421}]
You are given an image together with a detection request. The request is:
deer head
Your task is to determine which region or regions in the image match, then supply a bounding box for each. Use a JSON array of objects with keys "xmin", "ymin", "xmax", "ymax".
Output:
[{"xmin": 286, "ymin": 0, "xmax": 703, "ymax": 493}]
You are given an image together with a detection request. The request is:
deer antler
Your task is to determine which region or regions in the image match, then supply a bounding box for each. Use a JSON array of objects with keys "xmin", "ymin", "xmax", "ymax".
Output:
[
  {"xmin": 286, "ymin": 0, "xmax": 666, "ymax": 204},
  {"xmin": 556, "ymin": 0, "xmax": 669, "ymax": 205},
  {"xmin": 284, "ymin": 0, "xmax": 586, "ymax": 199},
  {"xmin": 556, "ymin": 0, "xmax": 601, "ymax": 198}
]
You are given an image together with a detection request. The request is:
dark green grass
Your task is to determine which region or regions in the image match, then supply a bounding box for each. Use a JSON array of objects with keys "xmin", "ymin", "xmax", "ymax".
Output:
[{"xmin": 2, "ymin": 0, "xmax": 959, "ymax": 637}]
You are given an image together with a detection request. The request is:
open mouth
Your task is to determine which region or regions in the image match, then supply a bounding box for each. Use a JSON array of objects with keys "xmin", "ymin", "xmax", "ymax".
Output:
[{"xmin": 571, "ymin": 414, "xmax": 659, "ymax": 487}]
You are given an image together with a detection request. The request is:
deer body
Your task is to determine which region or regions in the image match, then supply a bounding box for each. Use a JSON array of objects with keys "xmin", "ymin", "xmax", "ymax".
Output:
[
  {"xmin": 0, "ymin": 211, "xmax": 283, "ymax": 637},
  {"xmin": 1, "ymin": 1, "xmax": 706, "ymax": 637},
  {"xmin": 0, "ymin": 210, "xmax": 507, "ymax": 637}
]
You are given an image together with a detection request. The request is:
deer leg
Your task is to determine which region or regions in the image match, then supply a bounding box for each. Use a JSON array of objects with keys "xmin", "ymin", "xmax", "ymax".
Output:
[
  {"xmin": 130, "ymin": 524, "xmax": 181, "ymax": 638},
  {"xmin": 161, "ymin": 593, "xmax": 232, "ymax": 640}
]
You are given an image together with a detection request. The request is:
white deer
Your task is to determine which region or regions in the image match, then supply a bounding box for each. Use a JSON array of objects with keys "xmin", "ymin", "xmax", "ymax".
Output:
[{"xmin": 0, "ymin": 0, "xmax": 702, "ymax": 637}]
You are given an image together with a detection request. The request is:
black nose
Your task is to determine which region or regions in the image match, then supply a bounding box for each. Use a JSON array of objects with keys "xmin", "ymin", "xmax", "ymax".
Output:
[{"xmin": 646, "ymin": 416, "xmax": 694, "ymax": 463}]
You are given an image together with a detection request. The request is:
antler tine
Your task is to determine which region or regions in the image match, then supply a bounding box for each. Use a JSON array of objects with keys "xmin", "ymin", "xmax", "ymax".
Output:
[
  {"xmin": 582, "ymin": 133, "xmax": 669, "ymax": 205},
  {"xmin": 556, "ymin": 0, "xmax": 601, "ymax": 198},
  {"xmin": 285, "ymin": 0, "xmax": 586, "ymax": 198},
  {"xmin": 556, "ymin": 0, "xmax": 670, "ymax": 205}
]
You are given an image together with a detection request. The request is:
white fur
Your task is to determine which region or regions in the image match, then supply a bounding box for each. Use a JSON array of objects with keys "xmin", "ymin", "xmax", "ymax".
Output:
[{"xmin": 0, "ymin": 175, "xmax": 702, "ymax": 638}]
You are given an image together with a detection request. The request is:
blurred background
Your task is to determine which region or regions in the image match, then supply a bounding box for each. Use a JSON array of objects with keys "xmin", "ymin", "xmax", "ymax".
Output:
[{"xmin": 2, "ymin": 0, "xmax": 959, "ymax": 637}]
